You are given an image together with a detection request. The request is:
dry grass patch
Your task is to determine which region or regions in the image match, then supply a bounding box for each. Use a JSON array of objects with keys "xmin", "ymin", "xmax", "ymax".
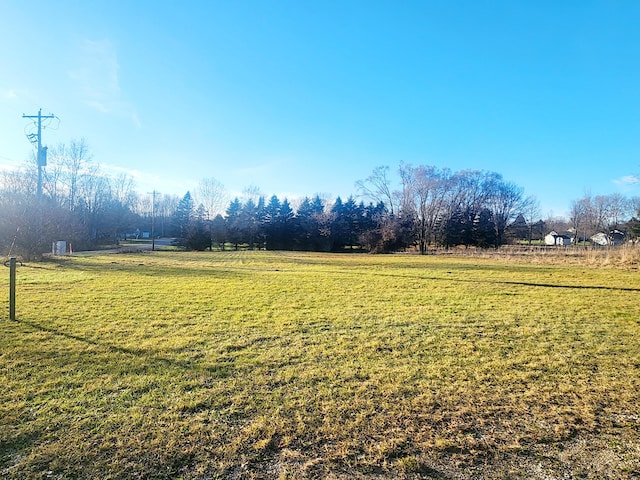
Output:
[
  {"xmin": 1, "ymin": 250, "xmax": 639, "ymax": 479},
  {"xmin": 467, "ymin": 244, "xmax": 640, "ymax": 270}
]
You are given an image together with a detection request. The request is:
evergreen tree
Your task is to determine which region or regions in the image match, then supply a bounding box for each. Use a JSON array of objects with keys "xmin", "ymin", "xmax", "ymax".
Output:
[
  {"xmin": 210, "ymin": 214, "xmax": 227, "ymax": 250},
  {"xmin": 225, "ymin": 198, "xmax": 243, "ymax": 250},
  {"xmin": 294, "ymin": 196, "xmax": 330, "ymax": 251},
  {"xmin": 331, "ymin": 196, "xmax": 364, "ymax": 250},
  {"xmin": 506, "ymin": 213, "xmax": 528, "ymax": 243},
  {"xmin": 263, "ymin": 195, "xmax": 281, "ymax": 249},
  {"xmin": 185, "ymin": 203, "xmax": 210, "ymax": 250},
  {"xmin": 330, "ymin": 197, "xmax": 347, "ymax": 251},
  {"xmin": 473, "ymin": 208, "xmax": 497, "ymax": 248},
  {"xmin": 240, "ymin": 198, "xmax": 261, "ymax": 249},
  {"xmin": 173, "ymin": 191, "xmax": 194, "ymax": 237},
  {"xmin": 295, "ymin": 197, "xmax": 315, "ymax": 250},
  {"xmin": 294, "ymin": 197, "xmax": 312, "ymax": 250},
  {"xmin": 279, "ymin": 199, "xmax": 294, "ymax": 250},
  {"xmin": 444, "ymin": 207, "xmax": 466, "ymax": 248}
]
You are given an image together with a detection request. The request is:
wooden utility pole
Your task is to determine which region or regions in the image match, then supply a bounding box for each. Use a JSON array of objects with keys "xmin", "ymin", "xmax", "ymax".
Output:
[
  {"xmin": 22, "ymin": 109, "xmax": 55, "ymax": 198},
  {"xmin": 148, "ymin": 191, "xmax": 160, "ymax": 251}
]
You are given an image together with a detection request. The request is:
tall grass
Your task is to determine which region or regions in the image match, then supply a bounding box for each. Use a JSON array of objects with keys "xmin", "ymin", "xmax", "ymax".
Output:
[
  {"xmin": 454, "ymin": 244, "xmax": 640, "ymax": 269},
  {"xmin": 1, "ymin": 251, "xmax": 639, "ymax": 479}
]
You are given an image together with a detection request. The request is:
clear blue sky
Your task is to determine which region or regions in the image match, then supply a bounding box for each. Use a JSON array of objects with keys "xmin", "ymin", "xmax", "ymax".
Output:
[{"xmin": 1, "ymin": 0, "xmax": 639, "ymax": 217}]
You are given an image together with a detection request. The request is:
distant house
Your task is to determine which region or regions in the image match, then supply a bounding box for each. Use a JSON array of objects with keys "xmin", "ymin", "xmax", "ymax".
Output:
[
  {"xmin": 591, "ymin": 230, "xmax": 625, "ymax": 246},
  {"xmin": 544, "ymin": 231, "xmax": 572, "ymax": 246}
]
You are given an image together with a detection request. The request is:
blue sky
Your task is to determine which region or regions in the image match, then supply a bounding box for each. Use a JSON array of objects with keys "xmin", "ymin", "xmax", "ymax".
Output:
[{"xmin": 1, "ymin": 0, "xmax": 639, "ymax": 217}]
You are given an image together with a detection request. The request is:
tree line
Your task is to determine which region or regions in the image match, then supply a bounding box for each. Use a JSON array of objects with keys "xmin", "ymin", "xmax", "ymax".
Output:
[
  {"xmin": 1, "ymin": 139, "xmax": 141, "ymax": 259},
  {"xmin": 176, "ymin": 165, "xmax": 529, "ymax": 252},
  {"xmin": 2, "ymin": 140, "xmax": 639, "ymax": 259},
  {"xmin": 178, "ymin": 164, "xmax": 640, "ymax": 252}
]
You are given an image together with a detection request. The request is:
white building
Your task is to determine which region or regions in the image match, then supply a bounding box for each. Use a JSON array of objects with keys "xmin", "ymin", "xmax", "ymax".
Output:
[{"xmin": 544, "ymin": 231, "xmax": 572, "ymax": 246}]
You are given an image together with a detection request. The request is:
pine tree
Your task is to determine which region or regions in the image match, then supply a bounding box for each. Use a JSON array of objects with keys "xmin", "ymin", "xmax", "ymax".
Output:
[
  {"xmin": 173, "ymin": 191, "xmax": 194, "ymax": 237},
  {"xmin": 225, "ymin": 198, "xmax": 242, "ymax": 250},
  {"xmin": 185, "ymin": 203, "xmax": 210, "ymax": 250},
  {"xmin": 279, "ymin": 199, "xmax": 294, "ymax": 249}
]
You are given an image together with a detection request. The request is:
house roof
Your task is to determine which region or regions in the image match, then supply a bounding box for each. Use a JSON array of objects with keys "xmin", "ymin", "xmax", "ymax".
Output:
[{"xmin": 547, "ymin": 231, "xmax": 572, "ymax": 238}]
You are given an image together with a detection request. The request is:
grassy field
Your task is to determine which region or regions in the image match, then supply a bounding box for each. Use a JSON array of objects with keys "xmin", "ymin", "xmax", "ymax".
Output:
[{"xmin": 1, "ymin": 250, "xmax": 639, "ymax": 479}]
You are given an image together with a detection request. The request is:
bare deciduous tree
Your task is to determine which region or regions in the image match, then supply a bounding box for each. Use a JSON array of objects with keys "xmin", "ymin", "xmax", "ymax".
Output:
[
  {"xmin": 356, "ymin": 165, "xmax": 397, "ymax": 215},
  {"xmin": 521, "ymin": 196, "xmax": 542, "ymax": 244},
  {"xmin": 195, "ymin": 177, "xmax": 228, "ymax": 219},
  {"xmin": 398, "ymin": 163, "xmax": 453, "ymax": 253},
  {"xmin": 242, "ymin": 185, "xmax": 263, "ymax": 205},
  {"xmin": 569, "ymin": 195, "xmax": 589, "ymax": 244},
  {"xmin": 485, "ymin": 174, "xmax": 526, "ymax": 248},
  {"xmin": 630, "ymin": 196, "xmax": 640, "ymax": 217},
  {"xmin": 51, "ymin": 138, "xmax": 94, "ymax": 212}
]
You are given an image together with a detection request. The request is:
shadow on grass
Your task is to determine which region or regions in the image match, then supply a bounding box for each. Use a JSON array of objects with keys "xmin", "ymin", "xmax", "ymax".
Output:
[
  {"xmin": 366, "ymin": 269, "xmax": 640, "ymax": 293},
  {"xmin": 43, "ymin": 255, "xmax": 281, "ymax": 279},
  {"xmin": 494, "ymin": 280, "xmax": 640, "ymax": 292},
  {"xmin": 15, "ymin": 318, "xmax": 233, "ymax": 379}
]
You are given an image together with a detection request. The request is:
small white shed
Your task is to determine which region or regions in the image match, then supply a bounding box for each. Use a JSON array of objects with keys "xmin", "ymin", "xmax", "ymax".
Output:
[
  {"xmin": 591, "ymin": 230, "xmax": 625, "ymax": 246},
  {"xmin": 544, "ymin": 231, "xmax": 572, "ymax": 246}
]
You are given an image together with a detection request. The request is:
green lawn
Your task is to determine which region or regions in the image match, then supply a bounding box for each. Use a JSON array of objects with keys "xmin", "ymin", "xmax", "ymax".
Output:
[{"xmin": 1, "ymin": 251, "xmax": 639, "ymax": 479}]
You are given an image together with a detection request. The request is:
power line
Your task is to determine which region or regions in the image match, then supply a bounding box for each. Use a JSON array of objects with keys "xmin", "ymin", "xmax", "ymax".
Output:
[{"xmin": 0, "ymin": 154, "xmax": 20, "ymax": 163}]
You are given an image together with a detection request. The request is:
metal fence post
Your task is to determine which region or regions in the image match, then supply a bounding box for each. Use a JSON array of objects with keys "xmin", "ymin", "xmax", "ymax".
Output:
[{"xmin": 9, "ymin": 257, "xmax": 16, "ymax": 321}]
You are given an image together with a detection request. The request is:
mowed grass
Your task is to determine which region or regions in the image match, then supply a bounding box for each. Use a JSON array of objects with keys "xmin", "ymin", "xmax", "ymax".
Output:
[{"xmin": 1, "ymin": 251, "xmax": 639, "ymax": 479}]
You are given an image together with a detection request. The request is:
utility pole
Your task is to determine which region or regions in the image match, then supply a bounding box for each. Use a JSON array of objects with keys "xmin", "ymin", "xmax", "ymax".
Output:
[
  {"xmin": 148, "ymin": 190, "xmax": 159, "ymax": 251},
  {"xmin": 23, "ymin": 109, "xmax": 55, "ymax": 198}
]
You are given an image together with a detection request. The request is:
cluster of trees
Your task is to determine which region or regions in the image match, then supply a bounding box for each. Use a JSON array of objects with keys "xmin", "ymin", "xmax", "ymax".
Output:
[
  {"xmin": 180, "ymin": 193, "xmax": 398, "ymax": 252},
  {"xmin": 166, "ymin": 165, "xmax": 640, "ymax": 252},
  {"xmin": 567, "ymin": 193, "xmax": 640, "ymax": 243},
  {"xmin": 2, "ymin": 140, "xmax": 639, "ymax": 259},
  {"xmin": 1, "ymin": 139, "xmax": 142, "ymax": 259},
  {"xmin": 175, "ymin": 165, "xmax": 540, "ymax": 253}
]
